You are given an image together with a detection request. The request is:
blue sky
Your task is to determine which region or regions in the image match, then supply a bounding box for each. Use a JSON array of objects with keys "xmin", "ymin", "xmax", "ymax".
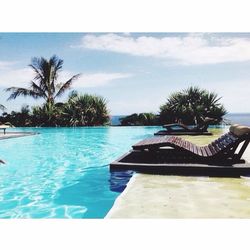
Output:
[{"xmin": 0, "ymin": 33, "xmax": 250, "ymax": 115}]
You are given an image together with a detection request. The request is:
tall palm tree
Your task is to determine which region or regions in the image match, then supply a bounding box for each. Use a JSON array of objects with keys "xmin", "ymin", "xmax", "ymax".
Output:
[{"xmin": 5, "ymin": 55, "xmax": 80, "ymax": 105}]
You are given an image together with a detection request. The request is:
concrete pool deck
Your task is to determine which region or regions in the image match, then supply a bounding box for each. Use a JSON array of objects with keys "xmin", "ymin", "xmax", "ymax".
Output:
[
  {"xmin": 106, "ymin": 128, "xmax": 250, "ymax": 218},
  {"xmin": 0, "ymin": 131, "xmax": 38, "ymax": 140}
]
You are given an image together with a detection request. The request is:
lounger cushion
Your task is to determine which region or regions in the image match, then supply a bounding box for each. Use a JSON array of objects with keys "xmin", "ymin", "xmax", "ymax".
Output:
[
  {"xmin": 230, "ymin": 124, "xmax": 250, "ymax": 136},
  {"xmin": 229, "ymin": 124, "xmax": 240, "ymax": 134}
]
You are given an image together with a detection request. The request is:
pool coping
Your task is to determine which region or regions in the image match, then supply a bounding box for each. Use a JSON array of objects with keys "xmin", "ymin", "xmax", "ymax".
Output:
[
  {"xmin": 105, "ymin": 128, "xmax": 250, "ymax": 218},
  {"xmin": 105, "ymin": 173, "xmax": 138, "ymax": 218},
  {"xmin": 0, "ymin": 132, "xmax": 39, "ymax": 140}
]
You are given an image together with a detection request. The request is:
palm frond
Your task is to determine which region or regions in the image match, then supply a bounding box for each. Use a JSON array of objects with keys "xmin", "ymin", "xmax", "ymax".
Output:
[
  {"xmin": 5, "ymin": 87, "xmax": 42, "ymax": 100},
  {"xmin": 30, "ymin": 57, "xmax": 49, "ymax": 92},
  {"xmin": 29, "ymin": 64, "xmax": 44, "ymax": 82},
  {"xmin": 30, "ymin": 81, "xmax": 48, "ymax": 99},
  {"xmin": 30, "ymin": 56, "xmax": 63, "ymax": 98},
  {"xmin": 5, "ymin": 55, "xmax": 81, "ymax": 117},
  {"xmin": 54, "ymin": 74, "xmax": 81, "ymax": 99},
  {"xmin": 0, "ymin": 104, "xmax": 6, "ymax": 111},
  {"xmin": 51, "ymin": 56, "xmax": 64, "ymax": 90}
]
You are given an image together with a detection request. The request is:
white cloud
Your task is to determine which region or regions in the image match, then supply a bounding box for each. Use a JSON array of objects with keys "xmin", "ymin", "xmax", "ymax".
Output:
[
  {"xmin": 76, "ymin": 33, "xmax": 250, "ymax": 65},
  {"xmin": 0, "ymin": 67, "xmax": 34, "ymax": 87},
  {"xmin": 0, "ymin": 60, "xmax": 18, "ymax": 70},
  {"xmin": 59, "ymin": 71, "xmax": 131, "ymax": 88},
  {"xmin": 0, "ymin": 67, "xmax": 131, "ymax": 88},
  {"xmin": 198, "ymin": 80, "xmax": 250, "ymax": 113},
  {"xmin": 110, "ymin": 80, "xmax": 250, "ymax": 114}
]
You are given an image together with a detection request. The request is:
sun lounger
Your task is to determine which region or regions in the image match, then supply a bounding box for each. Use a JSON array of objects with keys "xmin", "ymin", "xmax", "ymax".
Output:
[
  {"xmin": 110, "ymin": 124, "xmax": 250, "ymax": 177},
  {"xmin": 154, "ymin": 117, "xmax": 215, "ymax": 135},
  {"xmin": 154, "ymin": 123, "xmax": 212, "ymax": 135},
  {"xmin": 0, "ymin": 125, "xmax": 10, "ymax": 134}
]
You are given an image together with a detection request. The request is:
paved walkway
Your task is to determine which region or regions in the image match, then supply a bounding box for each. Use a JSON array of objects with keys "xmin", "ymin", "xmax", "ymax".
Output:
[
  {"xmin": 106, "ymin": 130, "xmax": 250, "ymax": 218},
  {"xmin": 0, "ymin": 132, "xmax": 37, "ymax": 140}
]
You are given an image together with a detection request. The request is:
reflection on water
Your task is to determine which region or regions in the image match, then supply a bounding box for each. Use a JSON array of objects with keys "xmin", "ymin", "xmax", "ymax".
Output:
[
  {"xmin": 0, "ymin": 126, "xmax": 159, "ymax": 218},
  {"xmin": 109, "ymin": 170, "xmax": 134, "ymax": 193}
]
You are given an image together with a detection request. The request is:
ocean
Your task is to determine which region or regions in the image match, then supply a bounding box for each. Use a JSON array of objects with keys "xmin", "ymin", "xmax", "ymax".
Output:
[{"xmin": 111, "ymin": 113, "xmax": 250, "ymax": 126}]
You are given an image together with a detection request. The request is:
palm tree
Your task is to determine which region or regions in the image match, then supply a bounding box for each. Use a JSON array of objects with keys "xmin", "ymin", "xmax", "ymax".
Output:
[
  {"xmin": 62, "ymin": 92, "xmax": 110, "ymax": 126},
  {"xmin": 159, "ymin": 86, "xmax": 227, "ymax": 125},
  {"xmin": 31, "ymin": 102, "xmax": 63, "ymax": 126},
  {"xmin": 5, "ymin": 55, "xmax": 80, "ymax": 105}
]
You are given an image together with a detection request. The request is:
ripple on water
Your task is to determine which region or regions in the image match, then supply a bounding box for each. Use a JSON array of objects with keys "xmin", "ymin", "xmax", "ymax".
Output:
[
  {"xmin": 2, "ymin": 126, "xmax": 250, "ymax": 218},
  {"xmin": 0, "ymin": 127, "xmax": 160, "ymax": 218}
]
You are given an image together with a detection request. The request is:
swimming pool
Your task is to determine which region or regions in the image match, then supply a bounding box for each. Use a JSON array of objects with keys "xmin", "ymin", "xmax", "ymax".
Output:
[{"xmin": 0, "ymin": 126, "xmax": 160, "ymax": 218}]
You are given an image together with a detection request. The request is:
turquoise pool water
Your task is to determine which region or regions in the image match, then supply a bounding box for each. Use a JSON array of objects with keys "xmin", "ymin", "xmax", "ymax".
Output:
[{"xmin": 0, "ymin": 126, "xmax": 160, "ymax": 218}]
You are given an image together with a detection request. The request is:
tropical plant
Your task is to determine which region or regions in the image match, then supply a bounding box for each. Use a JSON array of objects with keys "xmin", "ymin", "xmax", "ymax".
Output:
[
  {"xmin": 61, "ymin": 92, "xmax": 110, "ymax": 126},
  {"xmin": 5, "ymin": 55, "xmax": 80, "ymax": 106},
  {"xmin": 0, "ymin": 105, "xmax": 31, "ymax": 126},
  {"xmin": 0, "ymin": 92, "xmax": 110, "ymax": 127},
  {"xmin": 120, "ymin": 113, "xmax": 158, "ymax": 126},
  {"xmin": 31, "ymin": 103, "xmax": 63, "ymax": 126},
  {"xmin": 159, "ymin": 86, "xmax": 227, "ymax": 125}
]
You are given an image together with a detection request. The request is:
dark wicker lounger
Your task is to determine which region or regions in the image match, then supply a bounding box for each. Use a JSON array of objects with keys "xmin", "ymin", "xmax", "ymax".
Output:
[
  {"xmin": 154, "ymin": 130, "xmax": 212, "ymax": 136},
  {"xmin": 110, "ymin": 124, "xmax": 250, "ymax": 177},
  {"xmin": 154, "ymin": 123, "xmax": 212, "ymax": 136}
]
